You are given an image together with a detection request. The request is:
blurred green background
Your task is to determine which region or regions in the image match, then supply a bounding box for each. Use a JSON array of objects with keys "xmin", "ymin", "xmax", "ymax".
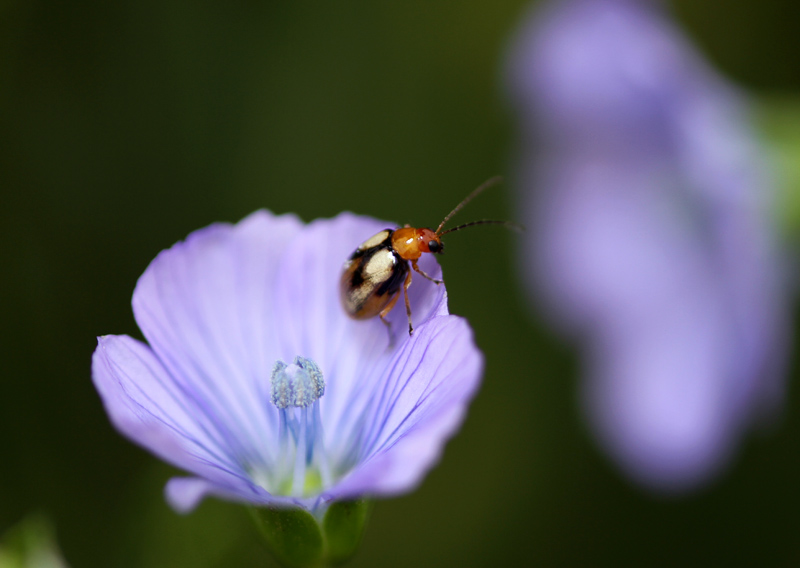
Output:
[{"xmin": 2, "ymin": 1, "xmax": 800, "ymax": 566}]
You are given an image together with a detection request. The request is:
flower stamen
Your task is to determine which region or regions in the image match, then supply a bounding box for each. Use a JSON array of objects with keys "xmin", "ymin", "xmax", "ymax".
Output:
[{"xmin": 268, "ymin": 356, "xmax": 329, "ymax": 497}]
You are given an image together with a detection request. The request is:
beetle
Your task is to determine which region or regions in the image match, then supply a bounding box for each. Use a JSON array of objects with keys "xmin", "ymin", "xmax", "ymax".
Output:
[{"xmin": 340, "ymin": 176, "xmax": 516, "ymax": 336}]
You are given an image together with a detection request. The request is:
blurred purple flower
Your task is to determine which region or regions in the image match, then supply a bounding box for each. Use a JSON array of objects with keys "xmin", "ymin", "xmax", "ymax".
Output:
[
  {"xmin": 92, "ymin": 211, "xmax": 482, "ymax": 513},
  {"xmin": 506, "ymin": 0, "xmax": 788, "ymax": 490}
]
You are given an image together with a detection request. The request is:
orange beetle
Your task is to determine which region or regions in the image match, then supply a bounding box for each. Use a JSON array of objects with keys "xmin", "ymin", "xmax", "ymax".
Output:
[{"xmin": 340, "ymin": 176, "xmax": 516, "ymax": 335}]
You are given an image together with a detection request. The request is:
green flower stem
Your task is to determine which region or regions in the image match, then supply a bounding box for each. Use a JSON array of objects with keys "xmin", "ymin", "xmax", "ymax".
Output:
[{"xmin": 250, "ymin": 500, "xmax": 371, "ymax": 568}]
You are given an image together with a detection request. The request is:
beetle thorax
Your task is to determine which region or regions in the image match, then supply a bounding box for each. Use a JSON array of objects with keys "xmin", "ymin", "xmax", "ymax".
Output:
[{"xmin": 392, "ymin": 227, "xmax": 440, "ymax": 260}]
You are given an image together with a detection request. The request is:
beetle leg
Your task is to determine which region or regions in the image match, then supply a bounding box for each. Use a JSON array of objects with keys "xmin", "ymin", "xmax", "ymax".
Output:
[
  {"xmin": 411, "ymin": 259, "xmax": 443, "ymax": 285},
  {"xmin": 379, "ymin": 292, "xmax": 401, "ymax": 329},
  {"xmin": 402, "ymin": 269, "xmax": 414, "ymax": 335},
  {"xmin": 378, "ymin": 293, "xmax": 400, "ymax": 346}
]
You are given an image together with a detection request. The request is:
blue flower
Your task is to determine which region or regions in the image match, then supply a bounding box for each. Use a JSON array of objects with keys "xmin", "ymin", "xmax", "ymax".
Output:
[
  {"xmin": 92, "ymin": 211, "xmax": 482, "ymax": 513},
  {"xmin": 506, "ymin": 0, "xmax": 789, "ymax": 490}
]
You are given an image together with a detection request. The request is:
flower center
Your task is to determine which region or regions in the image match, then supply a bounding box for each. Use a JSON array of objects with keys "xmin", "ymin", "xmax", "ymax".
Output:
[{"xmin": 262, "ymin": 356, "xmax": 330, "ymax": 498}]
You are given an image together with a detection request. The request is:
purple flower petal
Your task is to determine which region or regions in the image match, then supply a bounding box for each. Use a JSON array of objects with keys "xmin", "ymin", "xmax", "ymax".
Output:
[
  {"xmin": 92, "ymin": 335, "xmax": 266, "ymax": 498},
  {"xmin": 93, "ymin": 210, "xmax": 478, "ymax": 512},
  {"xmin": 165, "ymin": 477, "xmax": 218, "ymax": 514},
  {"xmin": 131, "ymin": 211, "xmax": 304, "ymax": 468},
  {"xmin": 506, "ymin": 0, "xmax": 789, "ymax": 490},
  {"xmin": 326, "ymin": 316, "xmax": 482, "ymax": 500}
]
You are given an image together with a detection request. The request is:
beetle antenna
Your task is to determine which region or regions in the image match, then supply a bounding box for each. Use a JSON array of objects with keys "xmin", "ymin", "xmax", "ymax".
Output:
[
  {"xmin": 439, "ymin": 219, "xmax": 523, "ymax": 236},
  {"xmin": 435, "ymin": 175, "xmax": 504, "ymax": 235}
]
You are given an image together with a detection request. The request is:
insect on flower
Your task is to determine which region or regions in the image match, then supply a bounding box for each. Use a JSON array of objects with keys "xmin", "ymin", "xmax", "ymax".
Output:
[
  {"xmin": 340, "ymin": 176, "xmax": 518, "ymax": 336},
  {"xmin": 92, "ymin": 208, "xmax": 485, "ymax": 529}
]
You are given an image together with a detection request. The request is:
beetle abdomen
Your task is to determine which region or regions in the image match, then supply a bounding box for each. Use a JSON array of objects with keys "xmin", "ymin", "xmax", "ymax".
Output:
[{"xmin": 340, "ymin": 230, "xmax": 409, "ymax": 319}]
